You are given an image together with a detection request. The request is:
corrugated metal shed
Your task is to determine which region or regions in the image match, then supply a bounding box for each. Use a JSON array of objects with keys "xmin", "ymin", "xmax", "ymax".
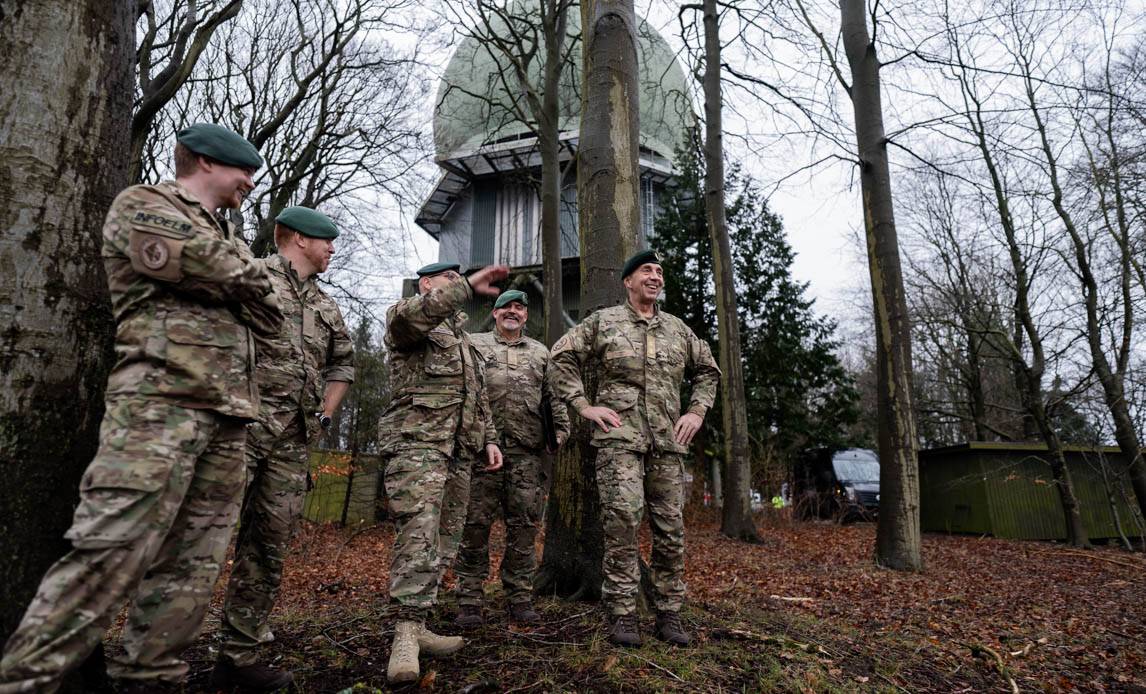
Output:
[{"xmin": 920, "ymin": 442, "xmax": 1143, "ymax": 540}]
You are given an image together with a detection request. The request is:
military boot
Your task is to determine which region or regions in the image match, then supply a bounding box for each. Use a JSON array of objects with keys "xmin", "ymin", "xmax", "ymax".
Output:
[
  {"xmin": 208, "ymin": 657, "xmax": 294, "ymax": 692},
  {"xmin": 454, "ymin": 604, "xmax": 483, "ymax": 627},
  {"xmin": 387, "ymin": 620, "xmax": 421, "ymax": 684},
  {"xmin": 655, "ymin": 610, "xmax": 691, "ymax": 646},
  {"xmin": 607, "ymin": 613, "xmax": 642, "ymax": 647},
  {"xmin": 418, "ymin": 624, "xmax": 465, "ymax": 657},
  {"xmin": 508, "ymin": 601, "xmax": 541, "ymax": 624}
]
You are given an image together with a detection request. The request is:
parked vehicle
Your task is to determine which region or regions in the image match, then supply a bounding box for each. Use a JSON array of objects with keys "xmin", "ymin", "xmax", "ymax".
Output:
[{"xmin": 794, "ymin": 448, "xmax": 880, "ymax": 522}]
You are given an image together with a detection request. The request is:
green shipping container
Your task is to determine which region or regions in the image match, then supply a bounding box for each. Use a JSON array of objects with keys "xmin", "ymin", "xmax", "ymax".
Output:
[{"xmin": 919, "ymin": 442, "xmax": 1143, "ymax": 540}]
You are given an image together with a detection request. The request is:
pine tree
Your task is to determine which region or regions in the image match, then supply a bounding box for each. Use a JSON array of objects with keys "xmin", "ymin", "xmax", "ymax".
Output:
[{"xmin": 653, "ymin": 144, "xmax": 860, "ymax": 488}]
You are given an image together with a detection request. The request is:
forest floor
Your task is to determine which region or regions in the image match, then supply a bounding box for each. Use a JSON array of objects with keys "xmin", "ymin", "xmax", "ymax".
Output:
[{"xmin": 108, "ymin": 512, "xmax": 1146, "ymax": 693}]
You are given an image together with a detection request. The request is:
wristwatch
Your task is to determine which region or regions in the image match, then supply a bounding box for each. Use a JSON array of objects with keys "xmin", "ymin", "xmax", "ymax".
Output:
[{"xmin": 316, "ymin": 412, "xmax": 332, "ymax": 430}]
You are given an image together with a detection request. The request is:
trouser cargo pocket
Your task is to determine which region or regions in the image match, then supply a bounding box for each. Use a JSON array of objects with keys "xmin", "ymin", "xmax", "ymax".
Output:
[{"xmin": 65, "ymin": 398, "xmax": 190, "ymax": 549}]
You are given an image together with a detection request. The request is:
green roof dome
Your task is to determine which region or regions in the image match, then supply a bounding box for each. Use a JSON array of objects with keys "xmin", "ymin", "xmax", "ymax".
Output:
[{"xmin": 434, "ymin": 3, "xmax": 694, "ymax": 163}]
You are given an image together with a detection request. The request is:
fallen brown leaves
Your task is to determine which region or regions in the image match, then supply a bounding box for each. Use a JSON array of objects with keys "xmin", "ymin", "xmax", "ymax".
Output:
[
  {"xmin": 157, "ymin": 515, "xmax": 1145, "ymax": 692},
  {"xmin": 681, "ymin": 514, "xmax": 1146, "ymax": 692}
]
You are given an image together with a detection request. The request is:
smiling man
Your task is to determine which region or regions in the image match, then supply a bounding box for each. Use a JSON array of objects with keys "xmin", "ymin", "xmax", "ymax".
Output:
[
  {"xmin": 0, "ymin": 124, "xmax": 282, "ymax": 693},
  {"xmin": 210, "ymin": 206, "xmax": 354, "ymax": 692},
  {"xmin": 453, "ymin": 290, "xmax": 570, "ymax": 626},
  {"xmin": 549, "ymin": 249, "xmax": 720, "ymax": 648}
]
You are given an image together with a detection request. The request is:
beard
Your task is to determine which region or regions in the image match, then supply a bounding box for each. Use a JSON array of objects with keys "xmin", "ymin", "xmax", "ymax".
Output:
[{"xmin": 222, "ymin": 188, "xmax": 245, "ymax": 210}]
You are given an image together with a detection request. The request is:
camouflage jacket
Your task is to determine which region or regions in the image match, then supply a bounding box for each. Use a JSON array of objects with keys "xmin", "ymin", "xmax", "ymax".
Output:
[
  {"xmin": 252, "ymin": 253, "xmax": 355, "ymax": 443},
  {"xmin": 378, "ymin": 275, "xmax": 497, "ymax": 457},
  {"xmin": 550, "ymin": 302, "xmax": 720, "ymax": 454},
  {"xmin": 101, "ymin": 180, "xmax": 283, "ymax": 419},
  {"xmin": 470, "ymin": 331, "xmax": 571, "ymax": 452}
]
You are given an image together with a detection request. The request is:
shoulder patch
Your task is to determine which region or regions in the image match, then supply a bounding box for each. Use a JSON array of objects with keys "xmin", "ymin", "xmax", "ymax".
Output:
[
  {"xmin": 132, "ymin": 210, "xmax": 194, "ymax": 238},
  {"xmin": 138, "ymin": 235, "xmax": 170, "ymax": 270}
]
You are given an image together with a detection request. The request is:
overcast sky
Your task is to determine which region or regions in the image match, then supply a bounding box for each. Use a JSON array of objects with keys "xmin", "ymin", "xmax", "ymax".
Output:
[{"xmin": 379, "ymin": 0, "xmax": 884, "ymax": 333}]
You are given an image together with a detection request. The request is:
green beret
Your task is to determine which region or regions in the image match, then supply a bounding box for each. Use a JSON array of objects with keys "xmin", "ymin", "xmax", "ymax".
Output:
[
  {"xmin": 416, "ymin": 262, "xmax": 461, "ymax": 277},
  {"xmin": 176, "ymin": 123, "xmax": 263, "ymax": 170},
  {"xmin": 493, "ymin": 290, "xmax": 528, "ymax": 309},
  {"xmin": 622, "ymin": 249, "xmax": 662, "ymax": 279},
  {"xmin": 276, "ymin": 206, "xmax": 339, "ymax": 239}
]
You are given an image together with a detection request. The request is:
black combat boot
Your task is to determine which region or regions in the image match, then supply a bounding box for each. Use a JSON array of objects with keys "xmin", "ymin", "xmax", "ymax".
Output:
[
  {"xmin": 655, "ymin": 610, "xmax": 691, "ymax": 646},
  {"xmin": 208, "ymin": 657, "xmax": 294, "ymax": 692},
  {"xmin": 508, "ymin": 601, "xmax": 540, "ymax": 624},
  {"xmin": 608, "ymin": 613, "xmax": 642, "ymax": 647},
  {"xmin": 454, "ymin": 604, "xmax": 484, "ymax": 627}
]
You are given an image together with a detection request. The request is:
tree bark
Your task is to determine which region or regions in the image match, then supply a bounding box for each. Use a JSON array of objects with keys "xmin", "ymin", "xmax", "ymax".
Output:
[
  {"xmin": 839, "ymin": 0, "xmax": 922, "ymax": 570},
  {"xmin": 0, "ymin": 0, "xmax": 132, "ymax": 653},
  {"xmin": 537, "ymin": 0, "xmax": 639, "ymax": 599},
  {"xmin": 702, "ymin": 0, "xmax": 759, "ymax": 543},
  {"xmin": 541, "ymin": 0, "xmax": 569, "ymax": 347}
]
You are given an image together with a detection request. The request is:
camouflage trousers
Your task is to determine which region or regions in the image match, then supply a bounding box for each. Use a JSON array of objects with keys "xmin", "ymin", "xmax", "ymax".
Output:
[
  {"xmin": 456, "ymin": 448, "xmax": 544, "ymax": 606},
  {"xmin": 0, "ymin": 397, "xmax": 246, "ymax": 693},
  {"xmin": 596, "ymin": 447, "xmax": 686, "ymax": 616},
  {"xmin": 218, "ymin": 418, "xmax": 309, "ymax": 666},
  {"xmin": 384, "ymin": 448, "xmax": 473, "ymax": 618}
]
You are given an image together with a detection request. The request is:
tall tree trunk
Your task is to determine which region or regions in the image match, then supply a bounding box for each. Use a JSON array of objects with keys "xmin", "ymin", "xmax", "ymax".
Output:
[
  {"xmin": 702, "ymin": 0, "xmax": 759, "ymax": 543},
  {"xmin": 839, "ymin": 0, "xmax": 921, "ymax": 571},
  {"xmin": 953, "ymin": 37, "xmax": 1090, "ymax": 548},
  {"xmin": 1027, "ymin": 71, "xmax": 1117, "ymax": 546},
  {"xmin": 0, "ymin": 0, "xmax": 132, "ymax": 661},
  {"xmin": 1034, "ymin": 59, "xmax": 1146, "ymax": 527},
  {"xmin": 537, "ymin": 0, "xmax": 639, "ymax": 599},
  {"xmin": 541, "ymin": 0, "xmax": 569, "ymax": 347},
  {"xmin": 1028, "ymin": 399, "xmax": 1089, "ymax": 546},
  {"xmin": 1094, "ymin": 86, "xmax": 1146, "ymax": 525}
]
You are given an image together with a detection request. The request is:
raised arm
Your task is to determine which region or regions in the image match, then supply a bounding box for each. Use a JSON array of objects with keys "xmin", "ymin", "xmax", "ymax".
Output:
[
  {"xmin": 385, "ymin": 276, "xmax": 474, "ymax": 352},
  {"xmin": 385, "ymin": 265, "xmax": 508, "ymax": 352}
]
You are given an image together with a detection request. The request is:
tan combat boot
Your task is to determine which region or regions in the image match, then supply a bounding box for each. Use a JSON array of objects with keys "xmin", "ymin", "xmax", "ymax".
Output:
[
  {"xmin": 418, "ymin": 624, "xmax": 465, "ymax": 657},
  {"xmin": 387, "ymin": 620, "xmax": 421, "ymax": 684}
]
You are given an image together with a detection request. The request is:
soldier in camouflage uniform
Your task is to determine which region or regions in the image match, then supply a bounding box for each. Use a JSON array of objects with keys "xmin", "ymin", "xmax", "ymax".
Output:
[
  {"xmin": 379, "ymin": 261, "xmax": 508, "ymax": 684},
  {"xmin": 0, "ymin": 124, "xmax": 281, "ymax": 693},
  {"xmin": 208, "ymin": 206, "xmax": 355, "ymax": 692},
  {"xmin": 550, "ymin": 250, "xmax": 720, "ymax": 648},
  {"xmin": 454, "ymin": 290, "xmax": 571, "ymax": 626}
]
